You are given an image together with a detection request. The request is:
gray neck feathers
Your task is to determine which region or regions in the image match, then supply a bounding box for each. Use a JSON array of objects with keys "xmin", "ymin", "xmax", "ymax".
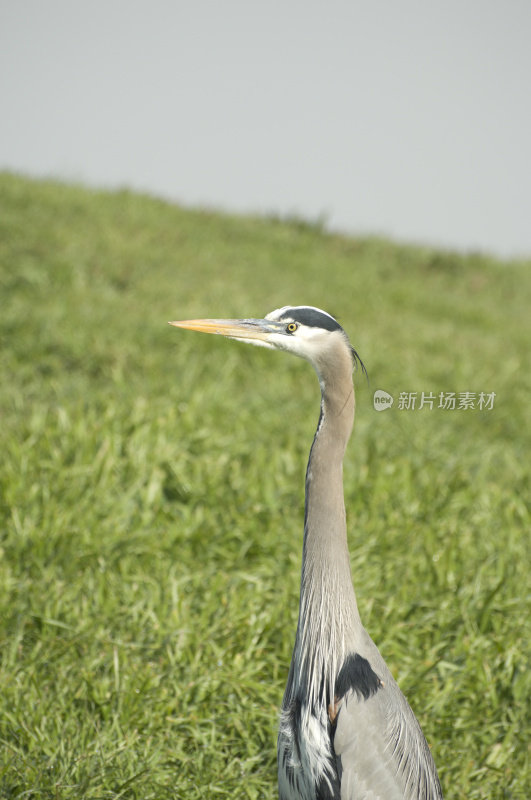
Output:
[{"xmin": 293, "ymin": 337, "xmax": 361, "ymax": 708}]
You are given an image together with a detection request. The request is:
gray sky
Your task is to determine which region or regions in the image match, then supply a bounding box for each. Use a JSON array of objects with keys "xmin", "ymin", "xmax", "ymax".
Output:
[{"xmin": 2, "ymin": 0, "xmax": 530, "ymax": 258}]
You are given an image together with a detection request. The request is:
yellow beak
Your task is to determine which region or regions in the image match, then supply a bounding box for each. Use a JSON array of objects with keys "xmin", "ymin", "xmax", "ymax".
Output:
[{"xmin": 169, "ymin": 317, "xmax": 282, "ymax": 343}]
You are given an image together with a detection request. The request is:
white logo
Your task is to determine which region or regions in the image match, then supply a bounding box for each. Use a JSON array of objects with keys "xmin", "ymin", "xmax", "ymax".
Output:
[
  {"xmin": 372, "ymin": 389, "xmax": 496, "ymax": 412},
  {"xmin": 373, "ymin": 389, "xmax": 394, "ymax": 411}
]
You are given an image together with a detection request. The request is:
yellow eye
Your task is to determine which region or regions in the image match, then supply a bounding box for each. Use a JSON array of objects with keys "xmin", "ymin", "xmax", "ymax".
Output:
[{"xmin": 287, "ymin": 322, "xmax": 298, "ymax": 333}]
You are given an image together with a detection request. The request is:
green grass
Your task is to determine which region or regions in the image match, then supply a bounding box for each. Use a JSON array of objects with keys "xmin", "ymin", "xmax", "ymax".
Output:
[{"xmin": 0, "ymin": 171, "xmax": 529, "ymax": 798}]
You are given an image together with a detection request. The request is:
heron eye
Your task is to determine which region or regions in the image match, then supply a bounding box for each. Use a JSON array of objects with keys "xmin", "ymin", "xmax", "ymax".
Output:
[{"xmin": 286, "ymin": 322, "xmax": 298, "ymax": 333}]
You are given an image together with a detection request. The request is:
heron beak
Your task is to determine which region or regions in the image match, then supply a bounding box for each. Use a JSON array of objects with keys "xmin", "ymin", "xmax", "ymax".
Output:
[{"xmin": 168, "ymin": 317, "xmax": 282, "ymax": 345}]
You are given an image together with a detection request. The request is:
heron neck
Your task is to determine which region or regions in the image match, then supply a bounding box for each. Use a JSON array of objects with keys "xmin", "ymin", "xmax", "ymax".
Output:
[
  {"xmin": 295, "ymin": 368, "xmax": 361, "ymax": 704},
  {"xmin": 302, "ymin": 376, "xmax": 357, "ymax": 603}
]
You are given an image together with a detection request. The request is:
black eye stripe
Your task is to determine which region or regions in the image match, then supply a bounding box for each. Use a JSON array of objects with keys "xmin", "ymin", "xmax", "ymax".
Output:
[{"xmin": 280, "ymin": 307, "xmax": 342, "ymax": 332}]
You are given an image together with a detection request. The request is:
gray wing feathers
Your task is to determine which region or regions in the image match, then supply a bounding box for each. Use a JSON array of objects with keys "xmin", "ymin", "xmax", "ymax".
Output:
[{"xmin": 333, "ymin": 681, "xmax": 443, "ymax": 800}]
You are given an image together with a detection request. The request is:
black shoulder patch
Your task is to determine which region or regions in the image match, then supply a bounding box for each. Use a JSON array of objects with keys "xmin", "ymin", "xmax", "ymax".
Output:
[
  {"xmin": 280, "ymin": 306, "xmax": 342, "ymax": 332},
  {"xmin": 335, "ymin": 653, "xmax": 382, "ymax": 701},
  {"xmin": 316, "ymin": 769, "xmax": 341, "ymax": 800}
]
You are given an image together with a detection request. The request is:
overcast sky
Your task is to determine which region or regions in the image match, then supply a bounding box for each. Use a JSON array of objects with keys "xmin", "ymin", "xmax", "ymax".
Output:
[{"xmin": 2, "ymin": 0, "xmax": 530, "ymax": 258}]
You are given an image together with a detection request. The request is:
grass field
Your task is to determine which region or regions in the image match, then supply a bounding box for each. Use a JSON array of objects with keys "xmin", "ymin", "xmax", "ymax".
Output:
[{"xmin": 0, "ymin": 172, "xmax": 529, "ymax": 799}]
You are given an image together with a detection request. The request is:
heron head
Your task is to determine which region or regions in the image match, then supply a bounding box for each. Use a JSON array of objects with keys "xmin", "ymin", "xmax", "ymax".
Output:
[{"xmin": 169, "ymin": 305, "xmax": 367, "ymax": 380}]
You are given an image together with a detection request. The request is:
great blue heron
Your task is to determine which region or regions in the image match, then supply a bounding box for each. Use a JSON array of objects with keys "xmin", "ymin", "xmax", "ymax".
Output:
[{"xmin": 170, "ymin": 305, "xmax": 443, "ymax": 799}]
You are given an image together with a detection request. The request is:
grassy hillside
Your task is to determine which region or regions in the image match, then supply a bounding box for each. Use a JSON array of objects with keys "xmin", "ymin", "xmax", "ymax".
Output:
[{"xmin": 0, "ymin": 172, "xmax": 529, "ymax": 798}]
